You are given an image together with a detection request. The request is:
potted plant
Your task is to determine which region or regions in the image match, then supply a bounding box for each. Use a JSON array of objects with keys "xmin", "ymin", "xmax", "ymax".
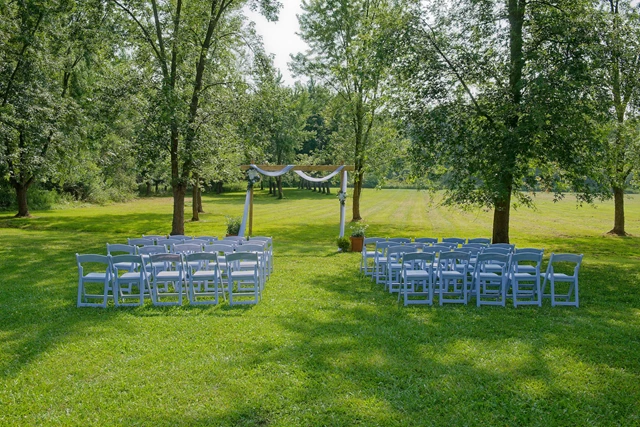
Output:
[
  {"xmin": 225, "ymin": 216, "xmax": 241, "ymax": 236},
  {"xmin": 349, "ymin": 222, "xmax": 368, "ymax": 252}
]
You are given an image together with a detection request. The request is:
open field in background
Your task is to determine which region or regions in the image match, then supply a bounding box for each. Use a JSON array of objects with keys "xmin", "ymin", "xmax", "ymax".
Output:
[{"xmin": 0, "ymin": 188, "xmax": 638, "ymax": 426}]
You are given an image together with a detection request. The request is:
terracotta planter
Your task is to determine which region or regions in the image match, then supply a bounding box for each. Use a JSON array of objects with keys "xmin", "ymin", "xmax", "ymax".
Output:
[{"xmin": 350, "ymin": 236, "xmax": 364, "ymax": 252}]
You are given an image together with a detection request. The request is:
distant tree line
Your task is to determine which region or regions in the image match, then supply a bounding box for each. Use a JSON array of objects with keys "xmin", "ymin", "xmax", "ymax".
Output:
[{"xmin": 1, "ymin": 0, "xmax": 638, "ymax": 240}]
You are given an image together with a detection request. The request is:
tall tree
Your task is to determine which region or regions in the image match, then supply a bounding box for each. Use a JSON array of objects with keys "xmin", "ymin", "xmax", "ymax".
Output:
[
  {"xmin": 294, "ymin": 0, "xmax": 403, "ymax": 221},
  {"xmin": 397, "ymin": 0, "xmax": 604, "ymax": 242},
  {"xmin": 113, "ymin": 0, "xmax": 279, "ymax": 234},
  {"xmin": 0, "ymin": 0, "xmax": 108, "ymax": 216},
  {"xmin": 592, "ymin": 0, "xmax": 640, "ymax": 235}
]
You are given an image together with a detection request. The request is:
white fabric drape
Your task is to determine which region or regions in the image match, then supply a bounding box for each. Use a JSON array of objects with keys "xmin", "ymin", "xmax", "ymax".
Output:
[
  {"xmin": 339, "ymin": 171, "xmax": 347, "ymax": 238},
  {"xmin": 250, "ymin": 164, "xmax": 295, "ymax": 177},
  {"xmin": 238, "ymin": 189, "xmax": 252, "ymax": 237},
  {"xmin": 293, "ymin": 165, "xmax": 344, "ymax": 182}
]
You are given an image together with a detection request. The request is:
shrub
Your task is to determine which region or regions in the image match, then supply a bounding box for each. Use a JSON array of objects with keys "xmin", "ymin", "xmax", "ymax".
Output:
[
  {"xmin": 225, "ymin": 216, "xmax": 242, "ymax": 235},
  {"xmin": 336, "ymin": 236, "xmax": 350, "ymax": 252}
]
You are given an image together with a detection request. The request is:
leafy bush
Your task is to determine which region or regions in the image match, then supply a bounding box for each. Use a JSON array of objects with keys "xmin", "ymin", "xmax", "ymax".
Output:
[
  {"xmin": 225, "ymin": 216, "xmax": 242, "ymax": 235},
  {"xmin": 336, "ymin": 236, "xmax": 350, "ymax": 252}
]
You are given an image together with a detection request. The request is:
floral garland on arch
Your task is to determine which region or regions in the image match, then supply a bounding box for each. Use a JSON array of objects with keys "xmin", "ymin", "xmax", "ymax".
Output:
[
  {"xmin": 337, "ymin": 190, "xmax": 347, "ymax": 206},
  {"xmin": 246, "ymin": 168, "xmax": 261, "ymax": 189}
]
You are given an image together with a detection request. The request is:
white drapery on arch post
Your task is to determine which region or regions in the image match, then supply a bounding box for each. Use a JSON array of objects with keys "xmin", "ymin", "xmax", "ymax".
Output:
[{"xmin": 238, "ymin": 164, "xmax": 354, "ymax": 238}]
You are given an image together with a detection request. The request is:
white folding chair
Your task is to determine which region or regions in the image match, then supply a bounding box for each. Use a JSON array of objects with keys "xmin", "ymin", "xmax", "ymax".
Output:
[
  {"xmin": 110, "ymin": 254, "xmax": 147, "ymax": 307},
  {"xmin": 400, "ymin": 252, "xmax": 436, "ymax": 306},
  {"xmin": 386, "ymin": 245, "xmax": 416, "ymax": 293},
  {"xmin": 437, "ymin": 251, "xmax": 470, "ymax": 305},
  {"xmin": 107, "ymin": 243, "xmax": 138, "ymax": 272},
  {"xmin": 542, "ymin": 253, "xmax": 583, "ymax": 307},
  {"xmin": 226, "ymin": 252, "xmax": 260, "ymax": 305},
  {"xmin": 146, "ymin": 253, "xmax": 185, "ymax": 306},
  {"xmin": 76, "ymin": 254, "xmax": 112, "ymax": 308},
  {"xmin": 373, "ymin": 241, "xmax": 394, "ymax": 284},
  {"xmin": 473, "ymin": 253, "xmax": 511, "ymax": 307},
  {"xmin": 361, "ymin": 237, "xmax": 386, "ymax": 277},
  {"xmin": 194, "ymin": 236, "xmax": 218, "ymax": 244},
  {"xmin": 249, "ymin": 236, "xmax": 273, "ymax": 275},
  {"xmin": 239, "ymin": 243, "xmax": 268, "ymax": 289},
  {"xmin": 511, "ymin": 252, "xmax": 543, "ymax": 307},
  {"xmin": 185, "ymin": 252, "xmax": 222, "ymax": 305}
]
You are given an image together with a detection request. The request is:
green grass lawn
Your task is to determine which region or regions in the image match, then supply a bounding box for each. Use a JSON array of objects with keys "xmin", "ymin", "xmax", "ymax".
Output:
[{"xmin": 0, "ymin": 188, "xmax": 638, "ymax": 426}]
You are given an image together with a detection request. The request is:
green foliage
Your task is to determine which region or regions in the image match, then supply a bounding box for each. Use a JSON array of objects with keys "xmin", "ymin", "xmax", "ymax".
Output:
[
  {"xmin": 225, "ymin": 215, "xmax": 242, "ymax": 235},
  {"xmin": 349, "ymin": 221, "xmax": 368, "ymax": 237},
  {"xmin": 336, "ymin": 236, "xmax": 351, "ymax": 251}
]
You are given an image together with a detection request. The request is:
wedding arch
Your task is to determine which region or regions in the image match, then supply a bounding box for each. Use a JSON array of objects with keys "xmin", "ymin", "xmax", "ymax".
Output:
[{"xmin": 238, "ymin": 164, "xmax": 355, "ymax": 237}]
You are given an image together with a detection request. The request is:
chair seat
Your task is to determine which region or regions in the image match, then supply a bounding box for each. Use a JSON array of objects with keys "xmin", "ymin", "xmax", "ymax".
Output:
[
  {"xmin": 405, "ymin": 270, "xmax": 431, "ymax": 279},
  {"xmin": 513, "ymin": 272, "xmax": 536, "ymax": 279},
  {"xmin": 439, "ymin": 271, "xmax": 464, "ymax": 278},
  {"xmin": 83, "ymin": 272, "xmax": 109, "ymax": 281},
  {"xmin": 546, "ymin": 273, "xmax": 575, "ymax": 281},
  {"xmin": 230, "ymin": 271, "xmax": 258, "ymax": 279},
  {"xmin": 155, "ymin": 271, "xmax": 182, "ymax": 280}
]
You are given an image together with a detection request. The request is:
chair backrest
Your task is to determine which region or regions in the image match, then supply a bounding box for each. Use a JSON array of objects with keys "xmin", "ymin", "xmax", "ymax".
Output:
[
  {"xmin": 142, "ymin": 234, "xmax": 165, "ymax": 240},
  {"xmin": 170, "ymin": 235, "xmax": 191, "ymax": 240},
  {"xmin": 76, "ymin": 254, "xmax": 110, "ymax": 266},
  {"xmin": 438, "ymin": 251, "xmax": 471, "ymax": 262},
  {"xmin": 437, "ymin": 242, "xmax": 459, "ymax": 249},
  {"xmin": 547, "ymin": 253, "xmax": 583, "ymax": 276},
  {"xmin": 467, "ymin": 237, "xmax": 491, "ymax": 244},
  {"xmin": 190, "ymin": 239, "xmax": 210, "ymax": 246},
  {"xmin": 172, "ymin": 243, "xmax": 203, "ymax": 254},
  {"xmin": 110, "ymin": 254, "xmax": 144, "ymax": 269},
  {"xmin": 128, "ymin": 238, "xmax": 155, "ymax": 246},
  {"xmin": 403, "ymin": 252, "xmax": 436, "ymax": 264},
  {"xmin": 374, "ymin": 241, "xmax": 395, "ymax": 256},
  {"xmin": 490, "ymin": 243, "xmax": 515, "ymax": 251},
  {"xmin": 107, "ymin": 243, "xmax": 137, "ymax": 255},
  {"xmin": 194, "ymin": 236, "xmax": 218, "ymax": 243},
  {"xmin": 463, "ymin": 243, "xmax": 488, "ymax": 249},
  {"xmin": 249, "ymin": 236, "xmax": 272, "ymax": 242},
  {"xmin": 387, "ymin": 245, "xmax": 413, "ymax": 260},
  {"xmin": 185, "ymin": 251, "xmax": 218, "ymax": 269},
  {"xmin": 458, "ymin": 246, "xmax": 481, "ymax": 256},
  {"xmin": 239, "ymin": 244, "xmax": 266, "ymax": 253},
  {"xmin": 511, "ymin": 252, "xmax": 542, "ymax": 266},
  {"xmin": 414, "ymin": 237, "xmax": 438, "ymax": 244},
  {"xmin": 204, "ymin": 243, "xmax": 235, "ymax": 254},
  {"xmin": 388, "ymin": 237, "xmax": 411, "ymax": 243},
  {"xmin": 223, "ymin": 236, "xmax": 246, "ymax": 243},
  {"xmin": 405, "ymin": 242, "xmax": 427, "ymax": 250},
  {"xmin": 149, "ymin": 253, "xmax": 183, "ymax": 265},
  {"xmin": 482, "ymin": 247, "xmax": 511, "ymax": 255},
  {"xmin": 516, "ymin": 247, "xmax": 544, "ymax": 255},
  {"xmin": 476, "ymin": 253, "xmax": 510, "ymax": 264},
  {"xmin": 226, "ymin": 252, "xmax": 258, "ymax": 264},
  {"xmin": 442, "ymin": 237, "xmax": 466, "ymax": 246},
  {"xmin": 157, "ymin": 238, "xmax": 184, "ymax": 246},
  {"xmin": 137, "ymin": 245, "xmax": 168, "ymax": 256},
  {"xmin": 430, "ymin": 244, "xmax": 453, "ymax": 253}
]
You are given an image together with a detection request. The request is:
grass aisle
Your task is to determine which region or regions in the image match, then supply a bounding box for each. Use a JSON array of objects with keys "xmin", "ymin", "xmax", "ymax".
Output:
[{"xmin": 0, "ymin": 189, "xmax": 638, "ymax": 426}]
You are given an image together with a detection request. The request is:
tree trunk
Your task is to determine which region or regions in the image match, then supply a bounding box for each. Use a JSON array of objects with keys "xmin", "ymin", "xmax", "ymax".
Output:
[
  {"xmin": 14, "ymin": 180, "xmax": 32, "ymax": 218},
  {"xmin": 277, "ymin": 176, "xmax": 283, "ymax": 199},
  {"xmin": 197, "ymin": 185, "xmax": 204, "ymax": 213},
  {"xmin": 155, "ymin": 181, "xmax": 159, "ymax": 194},
  {"xmin": 609, "ymin": 186, "xmax": 626, "ymax": 235},
  {"xmin": 171, "ymin": 183, "xmax": 186, "ymax": 235},
  {"xmin": 492, "ymin": 192, "xmax": 511, "ymax": 243},
  {"xmin": 352, "ymin": 170, "xmax": 364, "ymax": 221},
  {"xmin": 146, "ymin": 181, "xmax": 152, "ymax": 196},
  {"xmin": 191, "ymin": 180, "xmax": 199, "ymax": 222},
  {"xmin": 268, "ymin": 178, "xmax": 273, "ymax": 195}
]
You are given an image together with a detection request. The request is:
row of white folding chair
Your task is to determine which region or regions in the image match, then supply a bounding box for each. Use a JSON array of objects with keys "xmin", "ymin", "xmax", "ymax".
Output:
[
  {"xmin": 77, "ymin": 251, "xmax": 264, "ymax": 307},
  {"xmin": 76, "ymin": 253, "xmax": 219, "ymax": 307},
  {"xmin": 399, "ymin": 250, "xmax": 581, "ymax": 307}
]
